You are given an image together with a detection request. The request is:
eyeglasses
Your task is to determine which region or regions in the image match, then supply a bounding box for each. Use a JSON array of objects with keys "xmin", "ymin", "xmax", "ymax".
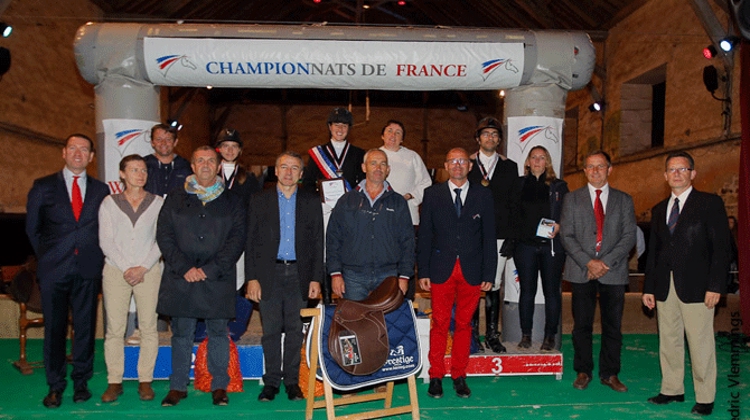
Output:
[
  {"xmin": 446, "ymin": 158, "xmax": 469, "ymax": 165},
  {"xmin": 480, "ymin": 132, "xmax": 500, "ymax": 139},
  {"xmin": 667, "ymin": 167, "xmax": 692, "ymax": 174},
  {"xmin": 584, "ymin": 164, "xmax": 608, "ymax": 170}
]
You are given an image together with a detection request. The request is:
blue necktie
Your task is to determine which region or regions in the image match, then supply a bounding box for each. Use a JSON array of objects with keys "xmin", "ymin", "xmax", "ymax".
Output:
[
  {"xmin": 667, "ymin": 198, "xmax": 680, "ymax": 234},
  {"xmin": 454, "ymin": 188, "xmax": 462, "ymax": 218}
]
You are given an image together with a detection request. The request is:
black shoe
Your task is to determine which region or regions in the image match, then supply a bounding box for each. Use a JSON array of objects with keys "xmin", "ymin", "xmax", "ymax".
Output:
[
  {"xmin": 427, "ymin": 378, "xmax": 443, "ymax": 399},
  {"xmin": 258, "ymin": 385, "xmax": 280, "ymax": 402},
  {"xmin": 485, "ymin": 333, "xmax": 507, "ymax": 353},
  {"xmin": 43, "ymin": 390, "xmax": 63, "ymax": 408},
  {"xmin": 691, "ymin": 402, "xmax": 714, "ymax": 415},
  {"xmin": 286, "ymin": 384, "xmax": 304, "ymax": 401},
  {"xmin": 453, "ymin": 377, "xmax": 471, "ymax": 398},
  {"xmin": 518, "ymin": 335, "xmax": 532, "ymax": 349},
  {"xmin": 73, "ymin": 387, "xmax": 92, "ymax": 403},
  {"xmin": 212, "ymin": 389, "xmax": 228, "ymax": 406},
  {"xmin": 161, "ymin": 390, "xmax": 188, "ymax": 407},
  {"xmin": 540, "ymin": 335, "xmax": 555, "ymax": 352},
  {"xmin": 647, "ymin": 393, "xmax": 685, "ymax": 405}
]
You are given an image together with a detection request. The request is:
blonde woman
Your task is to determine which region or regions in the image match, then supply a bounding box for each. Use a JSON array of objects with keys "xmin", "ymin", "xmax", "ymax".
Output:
[{"xmin": 510, "ymin": 146, "xmax": 568, "ymax": 351}]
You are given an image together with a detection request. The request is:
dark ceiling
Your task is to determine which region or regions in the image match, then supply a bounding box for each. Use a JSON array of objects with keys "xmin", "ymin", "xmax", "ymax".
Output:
[
  {"xmin": 88, "ymin": 0, "xmax": 644, "ymax": 127},
  {"xmin": 90, "ymin": 0, "xmax": 644, "ymax": 36}
]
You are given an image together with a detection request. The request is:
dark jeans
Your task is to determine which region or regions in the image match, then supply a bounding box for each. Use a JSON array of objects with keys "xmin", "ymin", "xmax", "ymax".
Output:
[
  {"xmin": 258, "ymin": 263, "xmax": 306, "ymax": 388},
  {"xmin": 170, "ymin": 317, "xmax": 229, "ymax": 391},
  {"xmin": 571, "ymin": 281, "xmax": 625, "ymax": 378},
  {"xmin": 341, "ymin": 266, "xmax": 398, "ymax": 301},
  {"xmin": 514, "ymin": 241, "xmax": 564, "ymax": 337}
]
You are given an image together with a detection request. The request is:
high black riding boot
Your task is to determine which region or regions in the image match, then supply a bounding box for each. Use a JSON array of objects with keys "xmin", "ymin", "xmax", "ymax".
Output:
[
  {"xmin": 470, "ymin": 307, "xmax": 484, "ymax": 354},
  {"xmin": 484, "ymin": 290, "xmax": 506, "ymax": 353}
]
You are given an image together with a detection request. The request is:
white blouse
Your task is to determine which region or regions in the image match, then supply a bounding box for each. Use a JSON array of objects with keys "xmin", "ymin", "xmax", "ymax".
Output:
[{"xmin": 380, "ymin": 146, "xmax": 432, "ymax": 225}]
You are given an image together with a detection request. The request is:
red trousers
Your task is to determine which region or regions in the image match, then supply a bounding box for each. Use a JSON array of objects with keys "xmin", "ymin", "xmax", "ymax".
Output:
[{"xmin": 428, "ymin": 259, "xmax": 481, "ymax": 379}]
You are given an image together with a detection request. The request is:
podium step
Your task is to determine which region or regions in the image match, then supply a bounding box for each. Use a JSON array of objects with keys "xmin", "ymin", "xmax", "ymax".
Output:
[
  {"xmin": 123, "ymin": 332, "xmax": 264, "ymax": 380},
  {"xmin": 449, "ymin": 349, "xmax": 563, "ymax": 378}
]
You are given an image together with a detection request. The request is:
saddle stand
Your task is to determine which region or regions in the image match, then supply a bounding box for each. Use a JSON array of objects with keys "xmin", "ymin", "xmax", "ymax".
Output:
[{"xmin": 302, "ymin": 305, "xmax": 420, "ymax": 420}]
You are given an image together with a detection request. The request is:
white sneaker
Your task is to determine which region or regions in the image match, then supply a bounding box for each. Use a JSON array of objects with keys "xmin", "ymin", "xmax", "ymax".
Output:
[{"xmin": 126, "ymin": 329, "xmax": 141, "ymax": 345}]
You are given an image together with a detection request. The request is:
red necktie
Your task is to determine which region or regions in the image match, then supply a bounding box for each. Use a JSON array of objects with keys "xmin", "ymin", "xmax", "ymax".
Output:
[
  {"xmin": 72, "ymin": 176, "xmax": 83, "ymax": 221},
  {"xmin": 594, "ymin": 189, "xmax": 604, "ymax": 253}
]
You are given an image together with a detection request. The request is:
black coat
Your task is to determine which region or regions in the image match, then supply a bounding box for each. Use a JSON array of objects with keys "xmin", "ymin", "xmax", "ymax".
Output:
[
  {"xmin": 156, "ymin": 187, "xmax": 246, "ymax": 319},
  {"xmin": 468, "ymin": 155, "xmax": 518, "ymax": 239},
  {"xmin": 644, "ymin": 190, "xmax": 731, "ymax": 303},
  {"xmin": 245, "ymin": 187, "xmax": 324, "ymax": 300}
]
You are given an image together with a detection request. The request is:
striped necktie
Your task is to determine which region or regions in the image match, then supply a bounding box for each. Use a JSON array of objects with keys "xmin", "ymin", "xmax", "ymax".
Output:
[{"xmin": 667, "ymin": 198, "xmax": 680, "ymax": 234}]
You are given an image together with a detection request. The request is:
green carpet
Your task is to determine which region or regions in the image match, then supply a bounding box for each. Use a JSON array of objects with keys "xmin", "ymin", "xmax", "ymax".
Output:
[{"xmin": 0, "ymin": 334, "xmax": 747, "ymax": 419}]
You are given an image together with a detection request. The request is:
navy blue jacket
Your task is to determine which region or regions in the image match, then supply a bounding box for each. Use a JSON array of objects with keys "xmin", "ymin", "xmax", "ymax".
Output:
[
  {"xmin": 144, "ymin": 154, "xmax": 192, "ymax": 197},
  {"xmin": 326, "ymin": 184, "xmax": 414, "ymax": 278},
  {"xmin": 26, "ymin": 171, "xmax": 109, "ymax": 283},
  {"xmin": 417, "ymin": 181, "xmax": 497, "ymax": 286}
]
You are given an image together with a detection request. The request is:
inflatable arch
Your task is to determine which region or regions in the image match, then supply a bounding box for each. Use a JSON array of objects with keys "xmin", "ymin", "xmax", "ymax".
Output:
[{"xmin": 74, "ymin": 22, "xmax": 594, "ymax": 186}]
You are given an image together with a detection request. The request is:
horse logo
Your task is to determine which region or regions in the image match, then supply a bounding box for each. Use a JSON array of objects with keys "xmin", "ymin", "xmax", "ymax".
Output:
[
  {"xmin": 514, "ymin": 125, "xmax": 560, "ymax": 154},
  {"xmin": 156, "ymin": 54, "xmax": 197, "ymax": 77},
  {"xmin": 481, "ymin": 58, "xmax": 519, "ymax": 81}
]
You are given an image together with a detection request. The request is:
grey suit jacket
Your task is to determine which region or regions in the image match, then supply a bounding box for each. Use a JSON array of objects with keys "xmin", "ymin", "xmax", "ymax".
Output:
[{"xmin": 560, "ymin": 185, "xmax": 636, "ymax": 285}]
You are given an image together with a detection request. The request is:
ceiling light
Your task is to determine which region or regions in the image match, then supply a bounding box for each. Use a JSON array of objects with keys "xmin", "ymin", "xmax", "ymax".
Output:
[
  {"xmin": 397, "ymin": 0, "xmax": 406, "ymax": 5},
  {"xmin": 719, "ymin": 36, "xmax": 740, "ymax": 52},
  {"xmin": 588, "ymin": 101, "xmax": 604, "ymax": 112},
  {"xmin": 0, "ymin": 23, "xmax": 12, "ymax": 38},
  {"xmin": 702, "ymin": 44, "xmax": 717, "ymax": 59},
  {"xmin": 167, "ymin": 119, "xmax": 183, "ymax": 131}
]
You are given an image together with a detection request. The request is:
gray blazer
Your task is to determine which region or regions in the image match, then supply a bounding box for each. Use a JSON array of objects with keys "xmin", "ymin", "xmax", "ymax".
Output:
[{"xmin": 560, "ymin": 185, "xmax": 636, "ymax": 285}]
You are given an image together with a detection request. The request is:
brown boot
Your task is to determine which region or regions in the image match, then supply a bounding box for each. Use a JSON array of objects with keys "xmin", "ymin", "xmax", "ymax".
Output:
[
  {"xmin": 138, "ymin": 382, "xmax": 155, "ymax": 401},
  {"xmin": 101, "ymin": 383, "xmax": 123, "ymax": 403}
]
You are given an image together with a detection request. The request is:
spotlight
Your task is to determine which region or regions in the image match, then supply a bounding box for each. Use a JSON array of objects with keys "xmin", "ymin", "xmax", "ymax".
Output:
[
  {"xmin": 588, "ymin": 101, "xmax": 604, "ymax": 112},
  {"xmin": 0, "ymin": 47, "xmax": 10, "ymax": 76},
  {"xmin": 313, "ymin": 0, "xmax": 321, "ymax": 3},
  {"xmin": 498, "ymin": 89, "xmax": 506, "ymax": 98},
  {"xmin": 0, "ymin": 23, "xmax": 11, "ymax": 38},
  {"xmin": 167, "ymin": 119, "xmax": 183, "ymax": 131},
  {"xmin": 397, "ymin": 0, "xmax": 406, "ymax": 5},
  {"xmin": 719, "ymin": 36, "xmax": 740, "ymax": 52},
  {"xmin": 703, "ymin": 65, "xmax": 719, "ymax": 93},
  {"xmin": 703, "ymin": 44, "xmax": 717, "ymax": 59}
]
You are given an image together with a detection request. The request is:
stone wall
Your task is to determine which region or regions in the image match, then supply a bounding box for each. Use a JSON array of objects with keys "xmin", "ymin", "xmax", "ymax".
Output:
[
  {"xmin": 0, "ymin": 0, "xmax": 103, "ymax": 213},
  {"xmin": 563, "ymin": 0, "xmax": 741, "ymax": 220},
  {"xmin": 0, "ymin": 0, "xmax": 741, "ymax": 222}
]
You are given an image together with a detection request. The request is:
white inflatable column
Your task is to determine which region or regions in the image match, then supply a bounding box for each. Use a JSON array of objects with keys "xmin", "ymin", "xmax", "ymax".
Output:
[{"xmin": 502, "ymin": 82, "xmax": 568, "ymax": 350}]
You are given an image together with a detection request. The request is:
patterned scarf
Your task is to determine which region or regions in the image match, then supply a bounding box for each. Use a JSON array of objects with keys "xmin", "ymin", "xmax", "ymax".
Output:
[{"xmin": 185, "ymin": 175, "xmax": 225, "ymax": 204}]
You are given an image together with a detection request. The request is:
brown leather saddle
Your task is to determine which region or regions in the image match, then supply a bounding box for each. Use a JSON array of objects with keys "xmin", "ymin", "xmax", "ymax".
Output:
[{"xmin": 327, "ymin": 276, "xmax": 404, "ymax": 375}]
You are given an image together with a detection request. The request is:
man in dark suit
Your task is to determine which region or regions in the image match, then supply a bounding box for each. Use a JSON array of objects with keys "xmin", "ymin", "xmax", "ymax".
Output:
[
  {"xmin": 467, "ymin": 116, "xmax": 518, "ymax": 354},
  {"xmin": 560, "ymin": 150, "xmax": 636, "ymax": 393},
  {"xmin": 26, "ymin": 134, "xmax": 110, "ymax": 408},
  {"xmin": 642, "ymin": 151, "xmax": 731, "ymax": 416},
  {"xmin": 245, "ymin": 151, "xmax": 324, "ymax": 402},
  {"xmin": 418, "ymin": 148, "xmax": 496, "ymax": 399}
]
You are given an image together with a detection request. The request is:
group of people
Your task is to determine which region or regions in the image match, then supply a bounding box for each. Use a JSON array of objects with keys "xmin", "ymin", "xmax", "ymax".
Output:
[{"xmin": 25, "ymin": 107, "xmax": 732, "ymax": 416}]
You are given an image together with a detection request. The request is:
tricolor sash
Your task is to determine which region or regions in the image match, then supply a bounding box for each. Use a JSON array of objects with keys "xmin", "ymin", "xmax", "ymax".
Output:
[{"xmin": 309, "ymin": 144, "xmax": 352, "ymax": 190}]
